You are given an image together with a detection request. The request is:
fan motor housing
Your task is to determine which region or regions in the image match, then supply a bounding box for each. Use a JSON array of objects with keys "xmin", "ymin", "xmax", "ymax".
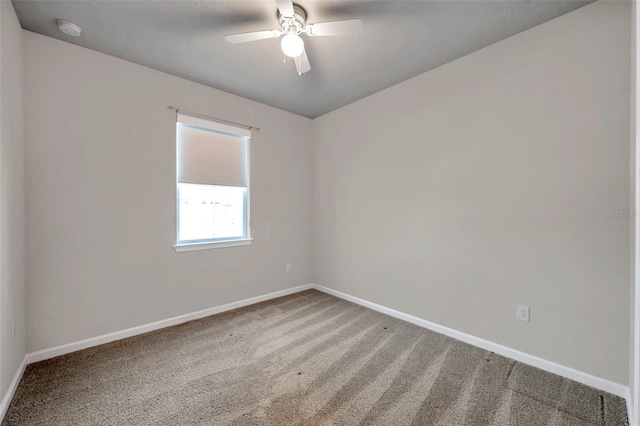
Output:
[{"xmin": 279, "ymin": 4, "xmax": 306, "ymax": 31}]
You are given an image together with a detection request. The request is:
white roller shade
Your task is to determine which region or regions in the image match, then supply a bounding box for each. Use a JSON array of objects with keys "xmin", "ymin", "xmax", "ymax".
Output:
[
  {"xmin": 177, "ymin": 113, "xmax": 250, "ymax": 187},
  {"xmin": 178, "ymin": 113, "xmax": 251, "ymax": 138}
]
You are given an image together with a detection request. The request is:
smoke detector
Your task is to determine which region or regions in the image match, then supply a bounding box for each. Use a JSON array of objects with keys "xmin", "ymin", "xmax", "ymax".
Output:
[{"xmin": 57, "ymin": 20, "xmax": 82, "ymax": 37}]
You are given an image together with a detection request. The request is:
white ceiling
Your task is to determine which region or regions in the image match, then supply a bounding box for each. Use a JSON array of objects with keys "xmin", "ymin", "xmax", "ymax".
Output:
[{"xmin": 12, "ymin": 0, "xmax": 592, "ymax": 118}]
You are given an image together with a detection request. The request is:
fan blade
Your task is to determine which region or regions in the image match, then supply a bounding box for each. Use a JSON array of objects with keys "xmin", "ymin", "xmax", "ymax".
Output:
[
  {"xmin": 294, "ymin": 49, "xmax": 311, "ymax": 75},
  {"xmin": 225, "ymin": 29, "xmax": 280, "ymax": 44},
  {"xmin": 276, "ymin": 0, "xmax": 295, "ymax": 17},
  {"xmin": 305, "ymin": 19, "xmax": 362, "ymax": 37}
]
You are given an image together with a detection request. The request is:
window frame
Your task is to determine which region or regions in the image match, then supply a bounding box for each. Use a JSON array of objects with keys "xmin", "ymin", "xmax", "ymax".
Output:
[{"xmin": 173, "ymin": 116, "xmax": 252, "ymax": 252}]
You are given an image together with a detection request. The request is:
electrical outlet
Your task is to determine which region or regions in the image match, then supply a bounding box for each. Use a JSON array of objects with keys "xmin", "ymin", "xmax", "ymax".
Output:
[
  {"xmin": 286, "ymin": 263, "xmax": 292, "ymax": 273},
  {"xmin": 516, "ymin": 305, "xmax": 530, "ymax": 322},
  {"xmin": 11, "ymin": 322, "xmax": 15, "ymax": 342}
]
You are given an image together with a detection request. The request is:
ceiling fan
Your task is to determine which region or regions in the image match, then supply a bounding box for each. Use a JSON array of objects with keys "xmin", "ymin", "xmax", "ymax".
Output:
[{"xmin": 225, "ymin": 0, "xmax": 362, "ymax": 75}]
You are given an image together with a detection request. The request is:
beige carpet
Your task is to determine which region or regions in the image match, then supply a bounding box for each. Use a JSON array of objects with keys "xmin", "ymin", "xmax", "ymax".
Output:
[{"xmin": 2, "ymin": 289, "xmax": 629, "ymax": 425}]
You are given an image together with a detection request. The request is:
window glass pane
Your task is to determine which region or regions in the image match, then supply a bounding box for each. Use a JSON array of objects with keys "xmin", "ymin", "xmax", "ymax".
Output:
[{"xmin": 178, "ymin": 183, "xmax": 246, "ymax": 242}]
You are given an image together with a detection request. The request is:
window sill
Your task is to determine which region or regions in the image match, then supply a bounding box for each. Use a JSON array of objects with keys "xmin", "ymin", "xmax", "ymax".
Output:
[{"xmin": 174, "ymin": 238, "xmax": 253, "ymax": 252}]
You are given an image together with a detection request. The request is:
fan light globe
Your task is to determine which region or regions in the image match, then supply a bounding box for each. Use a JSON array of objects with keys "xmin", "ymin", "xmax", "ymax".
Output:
[{"xmin": 281, "ymin": 33, "xmax": 304, "ymax": 58}]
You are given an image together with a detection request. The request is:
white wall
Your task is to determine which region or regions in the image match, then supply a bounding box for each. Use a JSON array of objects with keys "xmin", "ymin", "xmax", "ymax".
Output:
[
  {"xmin": 313, "ymin": 0, "xmax": 630, "ymax": 385},
  {"xmin": 0, "ymin": 0, "xmax": 26, "ymax": 399},
  {"xmin": 23, "ymin": 32, "xmax": 313, "ymax": 352},
  {"xmin": 18, "ymin": 0, "xmax": 634, "ymax": 392}
]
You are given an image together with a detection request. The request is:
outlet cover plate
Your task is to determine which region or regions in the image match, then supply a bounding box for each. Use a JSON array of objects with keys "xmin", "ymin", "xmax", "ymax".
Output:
[{"xmin": 517, "ymin": 305, "xmax": 530, "ymax": 322}]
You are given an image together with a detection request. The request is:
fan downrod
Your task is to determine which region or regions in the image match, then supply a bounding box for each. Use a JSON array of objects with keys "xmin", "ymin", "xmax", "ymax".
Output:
[{"xmin": 278, "ymin": 4, "xmax": 307, "ymax": 32}]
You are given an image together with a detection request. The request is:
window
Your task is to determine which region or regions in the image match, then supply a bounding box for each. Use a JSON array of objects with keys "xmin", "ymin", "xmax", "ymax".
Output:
[{"xmin": 174, "ymin": 112, "xmax": 251, "ymax": 251}]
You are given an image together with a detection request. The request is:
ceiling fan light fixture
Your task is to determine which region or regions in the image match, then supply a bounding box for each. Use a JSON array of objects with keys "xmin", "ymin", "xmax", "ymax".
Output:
[
  {"xmin": 225, "ymin": 0, "xmax": 362, "ymax": 74},
  {"xmin": 281, "ymin": 33, "xmax": 304, "ymax": 58}
]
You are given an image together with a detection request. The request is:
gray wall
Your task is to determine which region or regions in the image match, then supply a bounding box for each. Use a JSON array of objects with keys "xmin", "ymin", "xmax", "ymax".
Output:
[
  {"xmin": 313, "ymin": 0, "xmax": 631, "ymax": 384},
  {"xmin": 23, "ymin": 32, "xmax": 313, "ymax": 352},
  {"xmin": 0, "ymin": 1, "xmax": 26, "ymax": 398}
]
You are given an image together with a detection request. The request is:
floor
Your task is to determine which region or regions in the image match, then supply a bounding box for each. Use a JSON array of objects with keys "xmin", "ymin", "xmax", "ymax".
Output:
[{"xmin": 2, "ymin": 289, "xmax": 629, "ymax": 425}]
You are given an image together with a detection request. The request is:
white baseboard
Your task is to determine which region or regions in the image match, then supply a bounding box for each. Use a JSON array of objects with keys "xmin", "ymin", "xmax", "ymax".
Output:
[
  {"xmin": 7, "ymin": 282, "xmax": 632, "ymax": 422},
  {"xmin": 25, "ymin": 284, "xmax": 313, "ymax": 364},
  {"xmin": 311, "ymin": 283, "xmax": 629, "ymax": 399},
  {"xmin": 0, "ymin": 356, "xmax": 27, "ymax": 422}
]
